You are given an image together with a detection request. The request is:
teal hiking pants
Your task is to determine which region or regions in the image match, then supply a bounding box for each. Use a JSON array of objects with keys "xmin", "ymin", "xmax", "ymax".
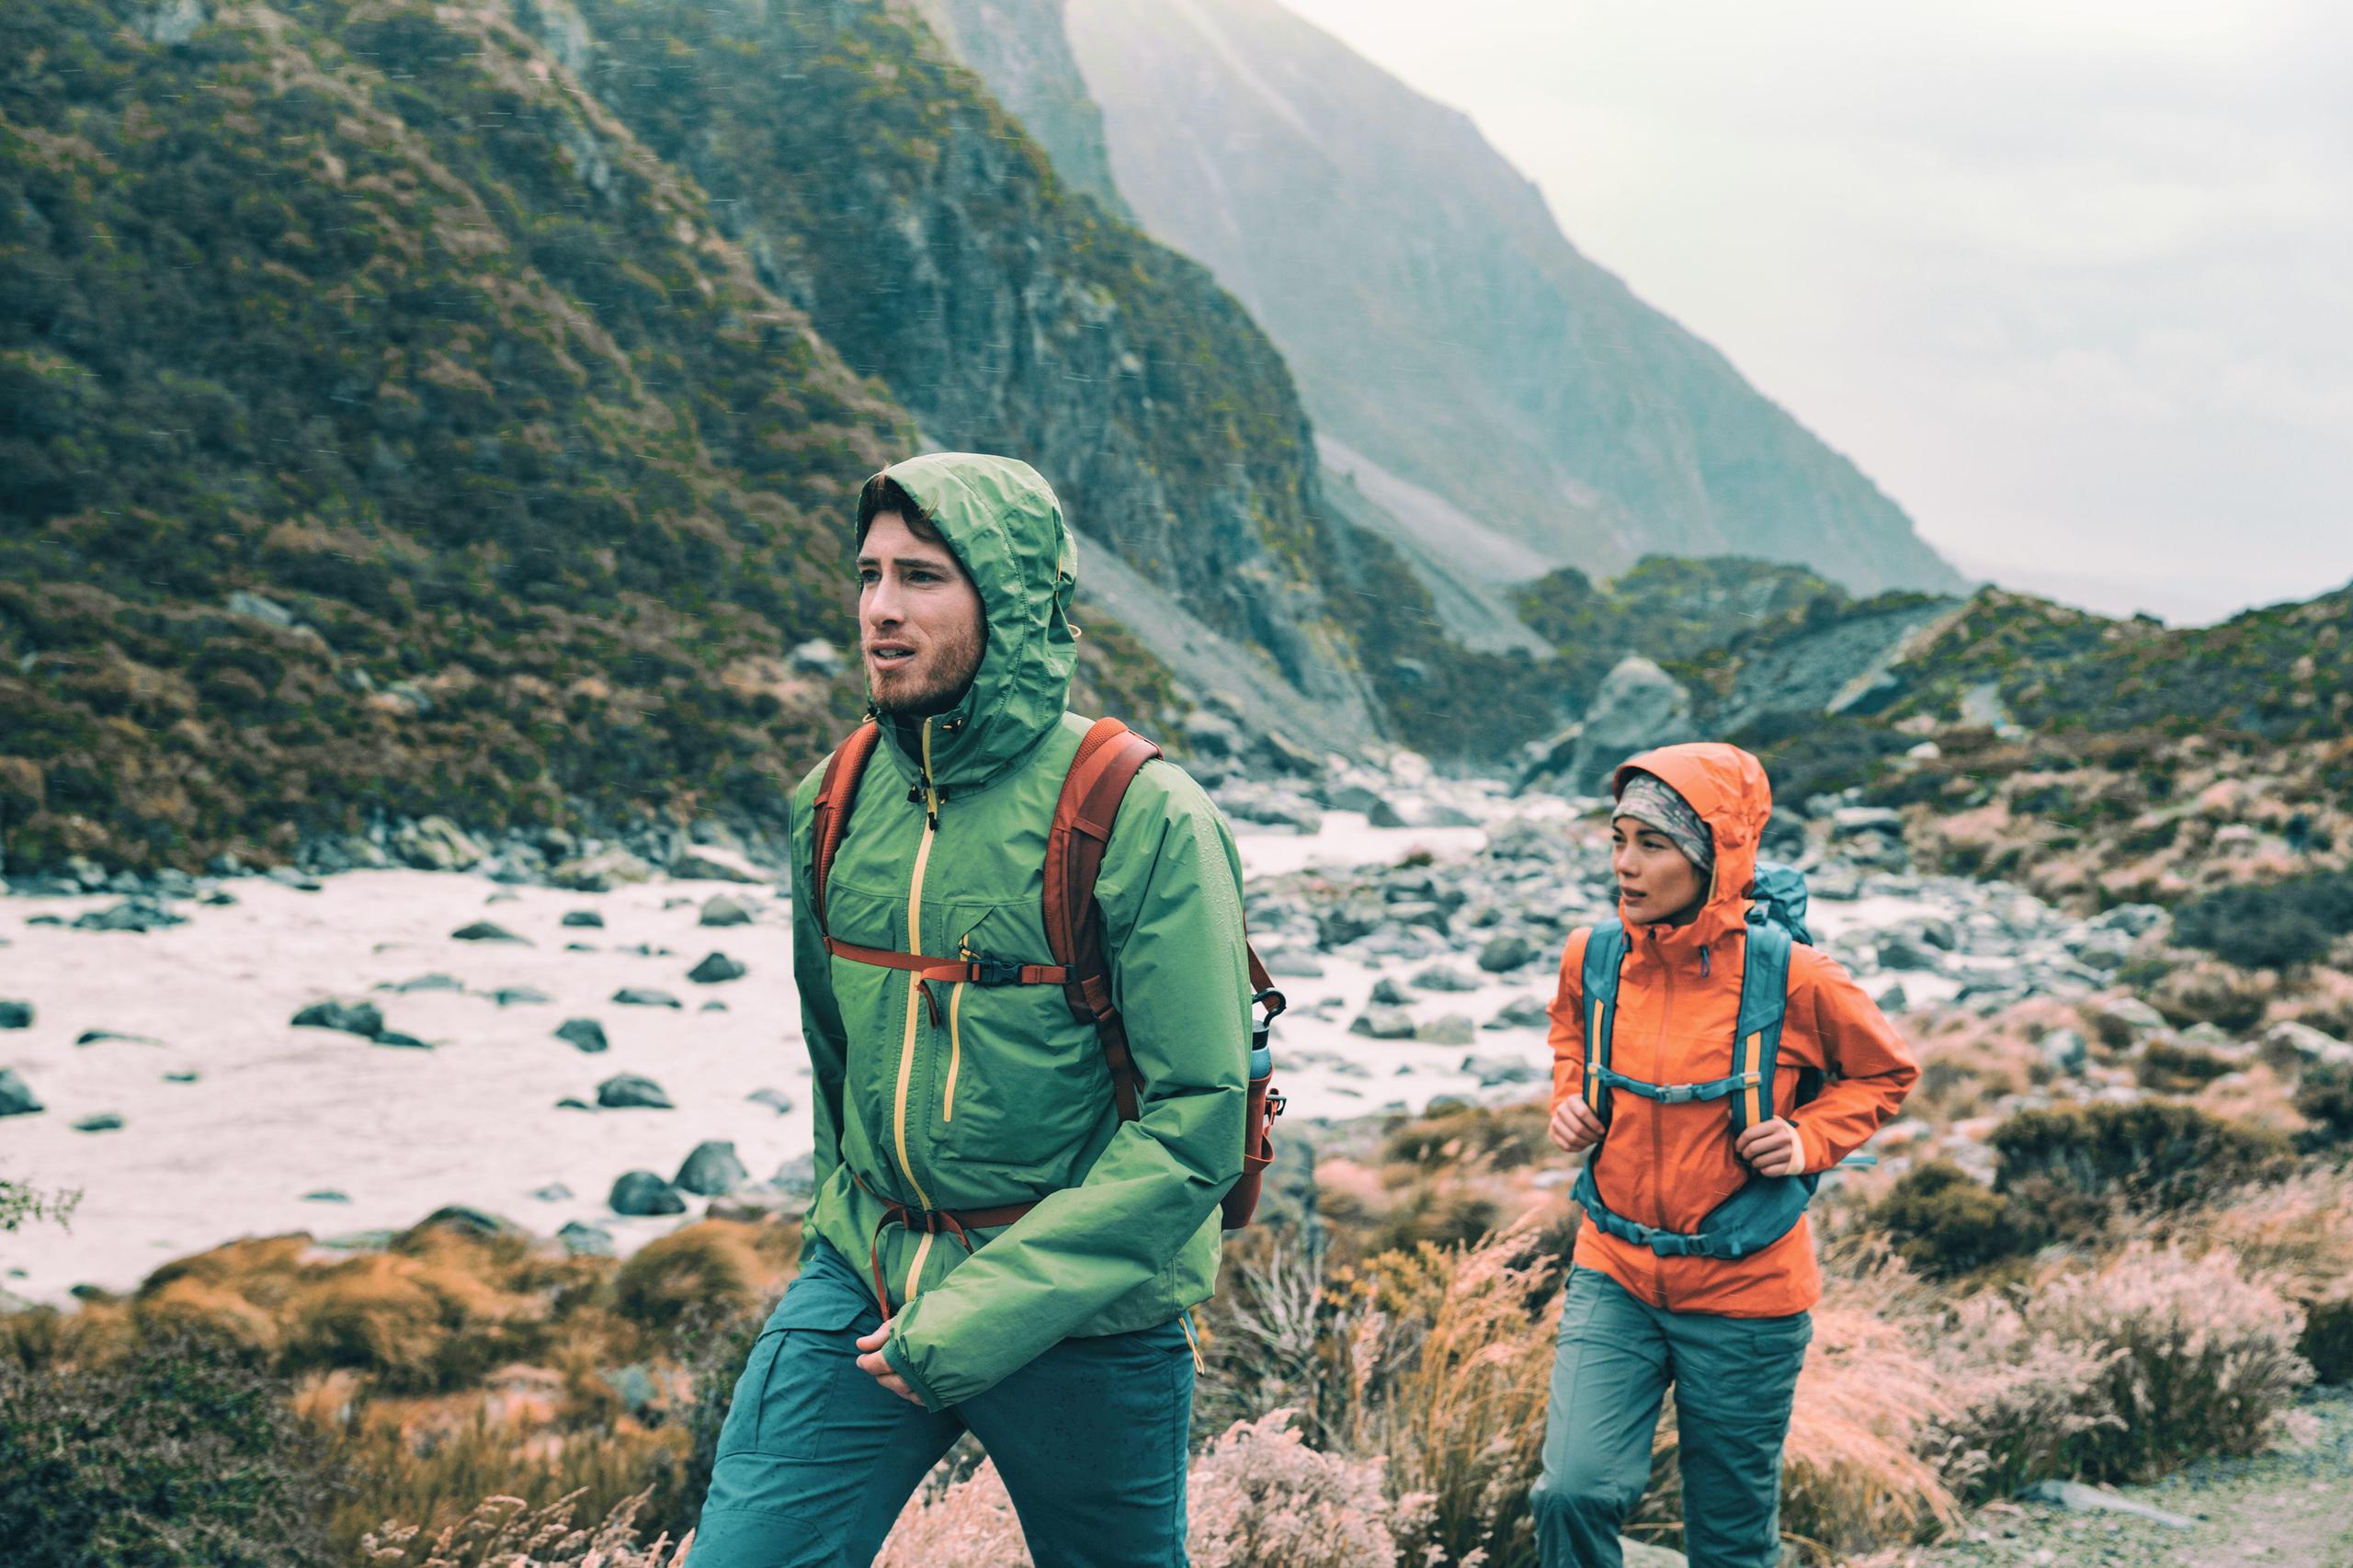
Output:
[
  {"xmin": 688, "ymin": 1237, "xmax": 1194, "ymax": 1568},
  {"xmin": 1530, "ymin": 1267, "xmax": 1811, "ymax": 1568}
]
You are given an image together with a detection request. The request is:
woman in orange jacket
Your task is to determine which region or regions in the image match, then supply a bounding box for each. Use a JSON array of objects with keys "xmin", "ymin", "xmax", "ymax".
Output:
[{"xmin": 1532, "ymin": 744, "xmax": 1917, "ymax": 1568}]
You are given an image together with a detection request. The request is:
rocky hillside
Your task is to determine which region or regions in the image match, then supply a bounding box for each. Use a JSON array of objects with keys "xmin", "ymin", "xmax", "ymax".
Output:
[
  {"xmin": 0, "ymin": 0, "xmax": 1381, "ymax": 876},
  {"xmin": 1510, "ymin": 561, "xmax": 2353, "ymax": 915},
  {"xmin": 540, "ymin": 0, "xmax": 1375, "ymax": 725},
  {"xmin": 1040, "ymin": 0, "xmax": 1962, "ymax": 598}
]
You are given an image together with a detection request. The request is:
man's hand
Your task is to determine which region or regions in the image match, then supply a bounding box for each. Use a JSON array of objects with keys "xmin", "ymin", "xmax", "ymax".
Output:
[
  {"xmin": 855, "ymin": 1325, "xmax": 923, "ymax": 1405},
  {"xmin": 1548, "ymin": 1095, "xmax": 1605, "ymax": 1153},
  {"xmin": 1734, "ymin": 1117, "xmax": 1807, "ymax": 1177}
]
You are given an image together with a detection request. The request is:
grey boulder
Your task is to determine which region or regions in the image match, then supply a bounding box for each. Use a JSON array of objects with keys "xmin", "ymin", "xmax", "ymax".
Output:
[
  {"xmin": 597, "ymin": 1074, "xmax": 674, "ymax": 1109},
  {"xmin": 291, "ymin": 1000, "xmax": 384, "ymax": 1039},
  {"xmin": 555, "ymin": 1017, "xmax": 609, "ymax": 1053},
  {"xmin": 688, "ymin": 952, "xmax": 747, "ymax": 984},
  {"xmin": 0, "ymin": 1070, "xmax": 42, "ymax": 1117},
  {"xmin": 675, "ymin": 1140, "xmax": 750, "ymax": 1196},
  {"xmin": 608, "ymin": 1172, "xmax": 686, "ymax": 1217}
]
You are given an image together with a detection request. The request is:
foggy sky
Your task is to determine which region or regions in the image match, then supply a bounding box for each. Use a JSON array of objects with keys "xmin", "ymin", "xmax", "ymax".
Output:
[{"xmin": 1278, "ymin": 0, "xmax": 2353, "ymax": 623}]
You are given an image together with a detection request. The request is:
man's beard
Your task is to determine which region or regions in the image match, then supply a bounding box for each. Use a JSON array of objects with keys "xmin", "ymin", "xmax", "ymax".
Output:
[{"xmin": 871, "ymin": 628, "xmax": 984, "ymax": 719}]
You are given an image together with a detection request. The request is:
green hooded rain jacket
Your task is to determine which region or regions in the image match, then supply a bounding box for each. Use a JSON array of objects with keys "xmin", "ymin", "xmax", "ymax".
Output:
[{"xmin": 789, "ymin": 451, "xmax": 1251, "ymax": 1411}]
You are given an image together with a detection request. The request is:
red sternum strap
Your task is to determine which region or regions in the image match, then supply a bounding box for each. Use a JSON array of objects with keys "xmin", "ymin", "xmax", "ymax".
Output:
[{"xmin": 824, "ymin": 936, "xmax": 1074, "ymax": 989}]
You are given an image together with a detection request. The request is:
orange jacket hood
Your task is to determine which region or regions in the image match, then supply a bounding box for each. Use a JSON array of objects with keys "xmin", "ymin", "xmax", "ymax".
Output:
[{"xmin": 1611, "ymin": 743, "xmax": 1772, "ymax": 946}]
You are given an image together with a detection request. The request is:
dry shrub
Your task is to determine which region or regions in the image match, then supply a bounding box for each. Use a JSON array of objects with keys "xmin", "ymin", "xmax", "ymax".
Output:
[
  {"xmin": 1917, "ymin": 1294, "xmax": 2118, "ymax": 1501},
  {"xmin": 870, "ymin": 1460, "xmax": 1030, "ymax": 1568},
  {"xmin": 334, "ymin": 1403, "xmax": 689, "ymax": 1555},
  {"xmin": 2025, "ymin": 1242, "xmax": 2313, "ymax": 1480},
  {"xmin": 1362, "ymin": 1218, "xmax": 1562, "ymax": 1568},
  {"xmin": 2193, "ymin": 1166, "xmax": 2353, "ymax": 1383},
  {"xmin": 868, "ymin": 1411, "xmax": 1428, "ymax": 1568},
  {"xmin": 611, "ymin": 1221, "xmax": 793, "ymax": 1332},
  {"xmin": 361, "ymin": 1488, "xmax": 689, "ymax": 1567},
  {"xmin": 1188, "ymin": 1408, "xmax": 1430, "ymax": 1568}
]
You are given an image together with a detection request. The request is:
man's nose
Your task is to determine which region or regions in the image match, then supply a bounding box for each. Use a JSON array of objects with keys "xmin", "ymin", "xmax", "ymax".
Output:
[{"xmin": 863, "ymin": 579, "xmax": 904, "ymax": 625}]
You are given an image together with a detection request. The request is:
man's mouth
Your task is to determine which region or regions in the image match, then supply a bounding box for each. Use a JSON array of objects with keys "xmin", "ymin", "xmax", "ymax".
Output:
[{"xmin": 869, "ymin": 644, "xmax": 916, "ymax": 667}]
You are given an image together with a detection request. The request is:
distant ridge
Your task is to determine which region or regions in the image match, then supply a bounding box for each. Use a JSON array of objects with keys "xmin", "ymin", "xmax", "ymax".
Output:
[{"xmin": 1041, "ymin": 0, "xmax": 1962, "ymax": 597}]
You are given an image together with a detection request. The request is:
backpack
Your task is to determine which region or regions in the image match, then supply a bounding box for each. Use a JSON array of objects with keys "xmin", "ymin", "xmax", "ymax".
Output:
[
  {"xmin": 809, "ymin": 716, "xmax": 1287, "ymax": 1233},
  {"xmin": 1568, "ymin": 860, "xmax": 1834, "ymax": 1261}
]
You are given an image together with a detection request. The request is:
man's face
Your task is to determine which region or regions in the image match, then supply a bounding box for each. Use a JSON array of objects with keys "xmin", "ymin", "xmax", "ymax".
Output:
[{"xmin": 858, "ymin": 511, "xmax": 985, "ymax": 718}]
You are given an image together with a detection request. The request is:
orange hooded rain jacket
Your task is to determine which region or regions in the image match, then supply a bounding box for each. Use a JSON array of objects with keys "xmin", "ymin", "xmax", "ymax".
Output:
[{"xmin": 1548, "ymin": 743, "xmax": 1919, "ymax": 1318}]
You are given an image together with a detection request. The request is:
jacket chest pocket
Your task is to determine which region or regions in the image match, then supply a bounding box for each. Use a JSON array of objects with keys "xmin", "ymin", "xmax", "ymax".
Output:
[{"xmin": 928, "ymin": 904, "xmax": 1108, "ymax": 1167}]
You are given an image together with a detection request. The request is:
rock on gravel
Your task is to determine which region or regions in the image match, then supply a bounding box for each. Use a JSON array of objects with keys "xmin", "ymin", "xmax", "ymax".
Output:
[
  {"xmin": 675, "ymin": 1140, "xmax": 750, "ymax": 1196},
  {"xmin": 0, "ymin": 1070, "xmax": 46, "ymax": 1118},
  {"xmin": 611, "ymin": 987, "xmax": 682, "ymax": 1009},
  {"xmin": 688, "ymin": 952, "xmax": 747, "ymax": 984},
  {"xmin": 291, "ymin": 1000, "xmax": 384, "ymax": 1039},
  {"xmin": 608, "ymin": 1172, "xmax": 687, "ymax": 1216},
  {"xmin": 560, "ymin": 1221, "xmax": 618, "ymax": 1256},
  {"xmin": 1349, "ymin": 1006, "xmax": 1417, "ymax": 1040},
  {"xmin": 0, "ymin": 1000, "xmax": 34, "ymax": 1028},
  {"xmin": 699, "ymin": 894, "xmax": 756, "ymax": 928},
  {"xmin": 1477, "ymin": 933, "xmax": 1542, "ymax": 973},
  {"xmin": 450, "ymin": 920, "xmax": 526, "ymax": 943},
  {"xmin": 597, "ymin": 1074, "xmax": 674, "ymax": 1110},
  {"xmin": 555, "ymin": 1017, "xmax": 609, "ymax": 1053}
]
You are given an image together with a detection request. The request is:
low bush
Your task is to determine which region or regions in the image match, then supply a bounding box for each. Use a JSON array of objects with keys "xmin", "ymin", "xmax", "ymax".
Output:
[
  {"xmin": 1919, "ymin": 1295, "xmax": 2118, "ymax": 1502},
  {"xmin": 0, "ymin": 1329, "xmax": 345, "ymax": 1567},
  {"xmin": 2301, "ymin": 1294, "xmax": 2353, "ymax": 1385},
  {"xmin": 1867, "ymin": 1161, "xmax": 2037, "ymax": 1279},
  {"xmin": 2133, "ymin": 1038, "xmax": 2239, "ymax": 1093},
  {"xmin": 1380, "ymin": 1099, "xmax": 1552, "ymax": 1172},
  {"xmin": 2174, "ymin": 869, "xmax": 2353, "ymax": 971},
  {"xmin": 2025, "ymin": 1243, "xmax": 2312, "ymax": 1482},
  {"xmin": 361, "ymin": 1489, "xmax": 688, "ymax": 1568},
  {"xmin": 1990, "ymin": 1100, "xmax": 2291, "ymax": 1219},
  {"xmin": 2292, "ymin": 1061, "xmax": 2353, "ymax": 1147}
]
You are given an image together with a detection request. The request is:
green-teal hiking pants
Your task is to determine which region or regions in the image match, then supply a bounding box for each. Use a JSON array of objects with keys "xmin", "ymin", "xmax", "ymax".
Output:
[
  {"xmin": 1530, "ymin": 1267, "xmax": 1811, "ymax": 1568},
  {"xmin": 687, "ymin": 1237, "xmax": 1194, "ymax": 1568}
]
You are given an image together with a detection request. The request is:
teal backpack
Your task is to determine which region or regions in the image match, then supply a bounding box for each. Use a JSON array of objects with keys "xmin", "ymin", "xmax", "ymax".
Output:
[{"xmin": 1568, "ymin": 861, "xmax": 1847, "ymax": 1261}]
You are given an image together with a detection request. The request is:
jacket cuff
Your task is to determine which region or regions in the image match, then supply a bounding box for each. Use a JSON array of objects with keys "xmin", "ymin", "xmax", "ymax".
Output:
[
  {"xmin": 1791, "ymin": 1117, "xmax": 1835, "ymax": 1176},
  {"xmin": 881, "ymin": 1334, "xmax": 946, "ymax": 1411}
]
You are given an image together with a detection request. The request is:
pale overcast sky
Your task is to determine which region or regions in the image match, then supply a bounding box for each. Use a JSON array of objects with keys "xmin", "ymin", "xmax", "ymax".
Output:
[{"xmin": 1279, "ymin": 0, "xmax": 2353, "ymax": 623}]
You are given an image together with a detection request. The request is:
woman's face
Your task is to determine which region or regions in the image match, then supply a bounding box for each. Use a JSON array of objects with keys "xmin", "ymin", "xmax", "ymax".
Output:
[{"xmin": 1610, "ymin": 815, "xmax": 1708, "ymax": 926}]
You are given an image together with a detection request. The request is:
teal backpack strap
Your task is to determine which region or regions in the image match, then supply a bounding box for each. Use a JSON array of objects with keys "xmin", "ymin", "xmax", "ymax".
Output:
[
  {"xmin": 1579, "ymin": 922, "xmax": 1629, "ymax": 1123},
  {"xmin": 1728, "ymin": 923, "xmax": 1793, "ymax": 1133}
]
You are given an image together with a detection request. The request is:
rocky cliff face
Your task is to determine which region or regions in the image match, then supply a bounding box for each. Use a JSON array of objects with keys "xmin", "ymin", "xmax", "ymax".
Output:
[
  {"xmin": 539, "ymin": 0, "xmax": 1380, "ymax": 730},
  {"xmin": 1046, "ymin": 0, "xmax": 1963, "ymax": 598},
  {"xmin": 912, "ymin": 0, "xmax": 1131, "ymax": 220},
  {"xmin": 0, "ymin": 0, "xmax": 1376, "ymax": 874}
]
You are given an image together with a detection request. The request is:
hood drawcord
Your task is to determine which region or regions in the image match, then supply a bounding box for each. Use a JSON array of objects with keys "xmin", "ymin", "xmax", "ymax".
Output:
[{"xmin": 1700, "ymin": 946, "xmax": 1712, "ymax": 978}]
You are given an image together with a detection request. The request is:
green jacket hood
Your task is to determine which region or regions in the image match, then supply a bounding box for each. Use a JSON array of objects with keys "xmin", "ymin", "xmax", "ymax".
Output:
[{"xmin": 868, "ymin": 451, "xmax": 1078, "ymax": 791}]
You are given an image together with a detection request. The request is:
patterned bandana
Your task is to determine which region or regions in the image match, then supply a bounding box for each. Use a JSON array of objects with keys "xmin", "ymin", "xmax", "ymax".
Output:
[{"xmin": 1614, "ymin": 772, "xmax": 1714, "ymax": 874}]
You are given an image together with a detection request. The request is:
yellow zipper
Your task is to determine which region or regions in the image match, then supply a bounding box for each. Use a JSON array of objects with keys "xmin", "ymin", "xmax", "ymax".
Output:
[
  {"xmin": 944, "ymin": 977, "xmax": 966, "ymax": 1121},
  {"xmin": 891, "ymin": 718, "xmax": 938, "ymax": 1212},
  {"xmin": 904, "ymin": 1229, "xmax": 938, "ymax": 1304}
]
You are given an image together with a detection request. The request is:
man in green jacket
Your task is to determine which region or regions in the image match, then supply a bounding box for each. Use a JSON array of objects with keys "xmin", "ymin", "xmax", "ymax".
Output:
[{"xmin": 688, "ymin": 452, "xmax": 1251, "ymax": 1567}]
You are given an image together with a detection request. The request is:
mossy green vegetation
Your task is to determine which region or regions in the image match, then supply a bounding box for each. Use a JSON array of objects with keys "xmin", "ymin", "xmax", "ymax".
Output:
[{"xmin": 0, "ymin": 0, "xmax": 1261, "ymax": 874}]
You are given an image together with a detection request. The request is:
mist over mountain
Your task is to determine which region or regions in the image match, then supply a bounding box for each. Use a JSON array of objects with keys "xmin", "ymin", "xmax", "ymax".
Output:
[{"xmin": 1041, "ymin": 0, "xmax": 1962, "ymax": 599}]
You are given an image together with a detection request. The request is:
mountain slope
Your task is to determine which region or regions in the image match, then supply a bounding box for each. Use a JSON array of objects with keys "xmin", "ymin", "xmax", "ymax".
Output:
[
  {"xmin": 1050, "ymin": 0, "xmax": 1961, "ymax": 597},
  {"xmin": 0, "ymin": 0, "xmax": 1363, "ymax": 874},
  {"xmin": 541, "ymin": 0, "xmax": 1378, "ymax": 727}
]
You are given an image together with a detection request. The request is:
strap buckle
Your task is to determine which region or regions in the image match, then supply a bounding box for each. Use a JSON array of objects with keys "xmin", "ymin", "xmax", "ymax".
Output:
[
  {"xmin": 967, "ymin": 957, "xmax": 1026, "ymax": 987},
  {"xmin": 1654, "ymin": 1082, "xmax": 1704, "ymax": 1105}
]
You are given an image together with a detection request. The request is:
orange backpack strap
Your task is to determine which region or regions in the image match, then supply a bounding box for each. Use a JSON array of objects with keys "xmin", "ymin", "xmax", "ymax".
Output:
[
  {"xmin": 810, "ymin": 722, "xmax": 881, "ymax": 942},
  {"xmin": 1045, "ymin": 718, "xmax": 1164, "ymax": 1120}
]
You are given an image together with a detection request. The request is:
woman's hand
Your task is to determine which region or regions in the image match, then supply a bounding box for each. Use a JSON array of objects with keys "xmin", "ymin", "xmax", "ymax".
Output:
[
  {"xmin": 1734, "ymin": 1117, "xmax": 1807, "ymax": 1178},
  {"xmin": 1548, "ymin": 1095, "xmax": 1605, "ymax": 1153}
]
